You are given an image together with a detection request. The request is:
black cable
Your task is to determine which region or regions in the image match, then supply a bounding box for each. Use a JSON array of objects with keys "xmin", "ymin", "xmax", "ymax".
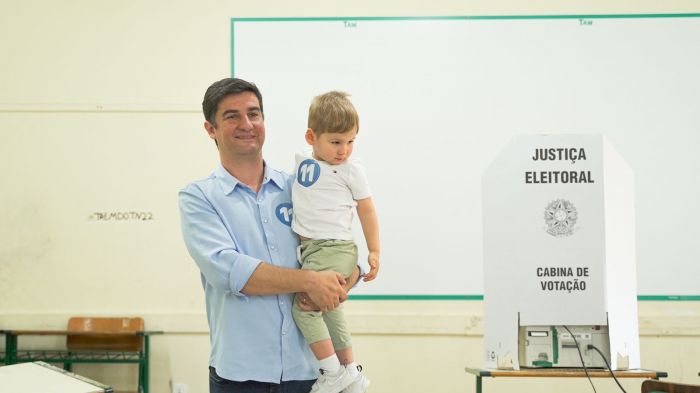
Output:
[
  {"xmin": 562, "ymin": 325, "xmax": 597, "ymax": 393},
  {"xmin": 588, "ymin": 344, "xmax": 627, "ymax": 393}
]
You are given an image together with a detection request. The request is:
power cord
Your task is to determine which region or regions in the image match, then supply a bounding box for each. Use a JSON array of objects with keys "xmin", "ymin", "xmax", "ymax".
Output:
[
  {"xmin": 588, "ymin": 344, "xmax": 627, "ymax": 393},
  {"xmin": 562, "ymin": 326, "xmax": 597, "ymax": 393}
]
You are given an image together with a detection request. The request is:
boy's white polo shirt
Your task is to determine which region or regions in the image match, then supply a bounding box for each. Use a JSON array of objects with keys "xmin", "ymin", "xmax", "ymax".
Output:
[{"xmin": 291, "ymin": 151, "xmax": 371, "ymax": 240}]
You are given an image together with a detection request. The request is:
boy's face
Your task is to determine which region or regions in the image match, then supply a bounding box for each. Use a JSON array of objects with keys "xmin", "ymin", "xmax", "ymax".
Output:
[{"xmin": 306, "ymin": 127, "xmax": 357, "ymax": 165}]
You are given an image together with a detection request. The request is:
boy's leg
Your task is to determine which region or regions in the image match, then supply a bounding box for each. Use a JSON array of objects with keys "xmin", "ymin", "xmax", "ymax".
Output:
[
  {"xmin": 292, "ymin": 294, "xmax": 331, "ymax": 351},
  {"xmin": 292, "ymin": 295, "xmax": 341, "ymax": 374},
  {"xmin": 298, "ymin": 239, "xmax": 357, "ymax": 277},
  {"xmin": 305, "ymin": 333, "xmax": 355, "ymax": 393},
  {"xmin": 296, "ymin": 240, "xmax": 359, "ymax": 392},
  {"xmin": 296, "ymin": 239, "xmax": 357, "ymax": 360},
  {"xmin": 336, "ymin": 347, "xmax": 355, "ymax": 366},
  {"xmin": 311, "ymin": 241, "xmax": 357, "ymax": 365},
  {"xmin": 322, "ymin": 304, "xmax": 353, "ymax": 363},
  {"xmin": 293, "ymin": 239, "xmax": 337, "ymax": 354},
  {"xmin": 309, "ymin": 339, "xmax": 336, "ymax": 360},
  {"xmin": 324, "ymin": 305, "xmax": 371, "ymax": 393}
]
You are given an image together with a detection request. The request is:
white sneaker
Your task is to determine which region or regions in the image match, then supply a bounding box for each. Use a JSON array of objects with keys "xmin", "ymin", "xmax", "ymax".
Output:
[
  {"xmin": 342, "ymin": 374, "xmax": 370, "ymax": 393},
  {"xmin": 342, "ymin": 365, "xmax": 370, "ymax": 393},
  {"xmin": 310, "ymin": 366, "xmax": 356, "ymax": 393}
]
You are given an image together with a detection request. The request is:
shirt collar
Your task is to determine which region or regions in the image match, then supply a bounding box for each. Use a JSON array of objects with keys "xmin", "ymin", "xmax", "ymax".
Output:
[
  {"xmin": 214, "ymin": 161, "xmax": 286, "ymax": 195},
  {"xmin": 265, "ymin": 164, "xmax": 287, "ymax": 190}
]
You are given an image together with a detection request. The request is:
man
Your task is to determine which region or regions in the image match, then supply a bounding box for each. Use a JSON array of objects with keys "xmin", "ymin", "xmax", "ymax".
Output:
[{"xmin": 179, "ymin": 78, "xmax": 359, "ymax": 393}]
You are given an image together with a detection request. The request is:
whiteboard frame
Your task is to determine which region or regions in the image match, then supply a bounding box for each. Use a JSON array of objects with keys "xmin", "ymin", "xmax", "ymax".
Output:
[{"xmin": 231, "ymin": 14, "xmax": 700, "ymax": 301}]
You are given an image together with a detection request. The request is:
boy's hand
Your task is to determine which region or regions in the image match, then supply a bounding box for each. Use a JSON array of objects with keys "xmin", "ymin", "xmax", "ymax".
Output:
[{"xmin": 363, "ymin": 252, "xmax": 380, "ymax": 281}]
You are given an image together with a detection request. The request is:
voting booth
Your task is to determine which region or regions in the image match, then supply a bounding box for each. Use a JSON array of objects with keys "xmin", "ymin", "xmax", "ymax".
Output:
[{"xmin": 482, "ymin": 134, "xmax": 640, "ymax": 370}]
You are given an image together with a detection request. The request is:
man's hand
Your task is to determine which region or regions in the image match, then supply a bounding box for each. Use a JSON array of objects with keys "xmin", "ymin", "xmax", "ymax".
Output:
[
  {"xmin": 297, "ymin": 292, "xmax": 319, "ymax": 311},
  {"xmin": 363, "ymin": 251, "xmax": 380, "ymax": 281},
  {"xmin": 305, "ymin": 270, "xmax": 347, "ymax": 312},
  {"xmin": 298, "ymin": 266, "xmax": 360, "ymax": 311}
]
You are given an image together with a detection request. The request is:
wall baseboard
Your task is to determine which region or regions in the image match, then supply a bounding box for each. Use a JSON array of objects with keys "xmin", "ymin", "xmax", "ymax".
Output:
[{"xmin": 1, "ymin": 302, "xmax": 698, "ymax": 336}]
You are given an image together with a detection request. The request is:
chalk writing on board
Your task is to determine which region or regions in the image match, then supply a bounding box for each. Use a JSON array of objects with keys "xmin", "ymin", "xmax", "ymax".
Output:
[{"xmin": 89, "ymin": 212, "xmax": 154, "ymax": 221}]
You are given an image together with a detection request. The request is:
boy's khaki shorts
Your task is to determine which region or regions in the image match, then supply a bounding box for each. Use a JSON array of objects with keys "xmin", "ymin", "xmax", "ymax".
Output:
[{"xmin": 292, "ymin": 239, "xmax": 357, "ymax": 349}]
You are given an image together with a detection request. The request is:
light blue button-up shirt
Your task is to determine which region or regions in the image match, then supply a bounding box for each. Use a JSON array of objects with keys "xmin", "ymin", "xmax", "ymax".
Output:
[{"xmin": 179, "ymin": 163, "xmax": 318, "ymax": 383}]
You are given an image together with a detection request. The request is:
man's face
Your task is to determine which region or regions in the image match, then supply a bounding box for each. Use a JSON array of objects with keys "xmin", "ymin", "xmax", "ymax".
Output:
[{"xmin": 205, "ymin": 92, "xmax": 265, "ymax": 159}]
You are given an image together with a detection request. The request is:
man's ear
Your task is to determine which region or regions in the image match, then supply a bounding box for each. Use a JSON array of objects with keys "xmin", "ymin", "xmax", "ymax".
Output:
[
  {"xmin": 305, "ymin": 128, "xmax": 316, "ymax": 145},
  {"xmin": 204, "ymin": 121, "xmax": 219, "ymax": 148},
  {"xmin": 204, "ymin": 121, "xmax": 217, "ymax": 139}
]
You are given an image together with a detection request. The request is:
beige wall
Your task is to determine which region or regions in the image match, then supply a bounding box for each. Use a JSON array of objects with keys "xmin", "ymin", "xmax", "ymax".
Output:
[
  {"xmin": 2, "ymin": 302, "xmax": 699, "ymax": 392},
  {"xmin": 1, "ymin": 1, "xmax": 699, "ymax": 392}
]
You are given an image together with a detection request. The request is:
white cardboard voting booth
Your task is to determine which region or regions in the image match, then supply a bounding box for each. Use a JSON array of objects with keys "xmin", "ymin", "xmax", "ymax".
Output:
[{"xmin": 482, "ymin": 134, "xmax": 640, "ymax": 370}]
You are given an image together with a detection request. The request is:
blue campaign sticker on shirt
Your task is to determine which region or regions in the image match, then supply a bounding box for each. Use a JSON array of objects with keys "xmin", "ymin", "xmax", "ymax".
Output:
[
  {"xmin": 296, "ymin": 159, "xmax": 320, "ymax": 187},
  {"xmin": 275, "ymin": 203, "xmax": 293, "ymax": 226}
]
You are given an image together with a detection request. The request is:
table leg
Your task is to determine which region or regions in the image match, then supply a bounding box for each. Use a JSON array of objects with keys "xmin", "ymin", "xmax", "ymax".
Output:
[
  {"xmin": 143, "ymin": 335, "xmax": 150, "ymax": 393},
  {"xmin": 5, "ymin": 333, "xmax": 17, "ymax": 365}
]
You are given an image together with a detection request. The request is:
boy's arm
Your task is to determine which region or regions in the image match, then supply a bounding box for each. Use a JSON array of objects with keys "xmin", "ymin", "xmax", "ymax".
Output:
[{"xmin": 356, "ymin": 197, "xmax": 380, "ymax": 281}]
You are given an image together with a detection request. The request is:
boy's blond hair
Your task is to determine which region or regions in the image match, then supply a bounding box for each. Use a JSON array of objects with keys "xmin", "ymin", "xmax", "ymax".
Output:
[{"xmin": 308, "ymin": 91, "xmax": 359, "ymax": 135}]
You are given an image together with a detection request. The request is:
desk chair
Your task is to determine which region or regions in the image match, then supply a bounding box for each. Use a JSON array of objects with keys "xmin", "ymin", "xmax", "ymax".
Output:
[
  {"xmin": 67, "ymin": 317, "xmax": 143, "ymax": 352},
  {"xmin": 66, "ymin": 317, "xmax": 147, "ymax": 393},
  {"xmin": 642, "ymin": 380, "xmax": 700, "ymax": 393}
]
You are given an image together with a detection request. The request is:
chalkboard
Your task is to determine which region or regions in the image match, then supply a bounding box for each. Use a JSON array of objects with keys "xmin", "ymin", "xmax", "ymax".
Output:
[{"xmin": 231, "ymin": 15, "xmax": 700, "ymax": 298}]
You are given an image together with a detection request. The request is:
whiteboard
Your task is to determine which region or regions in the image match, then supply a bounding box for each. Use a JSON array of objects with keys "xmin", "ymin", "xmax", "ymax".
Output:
[{"xmin": 231, "ymin": 15, "xmax": 700, "ymax": 297}]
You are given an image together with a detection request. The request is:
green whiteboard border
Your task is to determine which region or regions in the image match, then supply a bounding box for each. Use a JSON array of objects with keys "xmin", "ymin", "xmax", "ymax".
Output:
[
  {"xmin": 348, "ymin": 295, "xmax": 700, "ymax": 301},
  {"xmin": 231, "ymin": 13, "xmax": 700, "ymax": 76},
  {"xmin": 230, "ymin": 14, "xmax": 700, "ymax": 301}
]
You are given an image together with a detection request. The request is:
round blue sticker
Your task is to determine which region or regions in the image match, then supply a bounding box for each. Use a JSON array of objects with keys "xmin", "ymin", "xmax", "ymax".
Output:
[
  {"xmin": 296, "ymin": 159, "xmax": 320, "ymax": 187},
  {"xmin": 275, "ymin": 203, "xmax": 293, "ymax": 226}
]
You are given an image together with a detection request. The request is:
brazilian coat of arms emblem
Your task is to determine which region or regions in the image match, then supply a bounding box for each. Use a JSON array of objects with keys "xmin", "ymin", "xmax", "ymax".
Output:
[{"xmin": 544, "ymin": 199, "xmax": 577, "ymax": 237}]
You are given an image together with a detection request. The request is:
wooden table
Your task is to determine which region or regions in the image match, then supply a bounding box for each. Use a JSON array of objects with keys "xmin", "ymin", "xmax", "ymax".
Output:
[
  {"xmin": 1, "ymin": 329, "xmax": 161, "ymax": 393},
  {"xmin": 465, "ymin": 367, "xmax": 668, "ymax": 393},
  {"xmin": 0, "ymin": 361, "xmax": 112, "ymax": 393}
]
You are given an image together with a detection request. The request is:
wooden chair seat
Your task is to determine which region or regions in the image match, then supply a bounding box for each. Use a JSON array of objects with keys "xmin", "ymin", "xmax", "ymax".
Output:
[
  {"xmin": 642, "ymin": 380, "xmax": 700, "ymax": 393},
  {"xmin": 66, "ymin": 317, "xmax": 146, "ymax": 393},
  {"xmin": 67, "ymin": 317, "xmax": 144, "ymax": 351}
]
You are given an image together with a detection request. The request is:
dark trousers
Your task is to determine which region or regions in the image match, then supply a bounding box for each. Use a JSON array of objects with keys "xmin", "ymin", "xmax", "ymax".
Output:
[{"xmin": 210, "ymin": 367, "xmax": 316, "ymax": 393}]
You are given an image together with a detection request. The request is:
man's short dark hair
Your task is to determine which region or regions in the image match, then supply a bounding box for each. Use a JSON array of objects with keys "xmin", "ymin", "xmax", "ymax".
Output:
[{"xmin": 202, "ymin": 78, "xmax": 264, "ymax": 127}]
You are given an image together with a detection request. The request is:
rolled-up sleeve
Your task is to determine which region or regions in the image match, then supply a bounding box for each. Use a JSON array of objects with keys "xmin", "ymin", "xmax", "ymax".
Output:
[{"xmin": 179, "ymin": 185, "xmax": 260, "ymax": 297}]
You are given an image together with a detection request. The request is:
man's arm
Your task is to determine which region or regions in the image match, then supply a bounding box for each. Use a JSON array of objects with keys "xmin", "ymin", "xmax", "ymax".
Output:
[
  {"xmin": 179, "ymin": 186, "xmax": 347, "ymax": 310},
  {"xmin": 356, "ymin": 197, "xmax": 380, "ymax": 281},
  {"xmin": 243, "ymin": 263, "xmax": 348, "ymax": 311}
]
